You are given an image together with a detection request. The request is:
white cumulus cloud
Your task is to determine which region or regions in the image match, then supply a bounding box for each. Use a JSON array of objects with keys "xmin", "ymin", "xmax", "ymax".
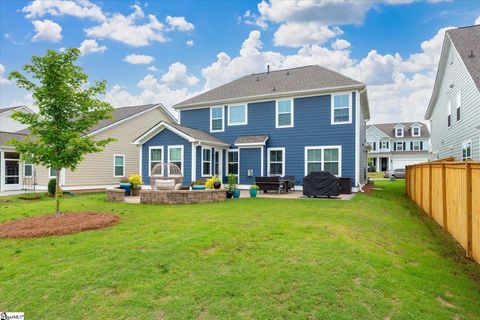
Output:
[
  {"xmin": 332, "ymin": 39, "xmax": 351, "ymax": 50},
  {"xmin": 166, "ymin": 16, "xmax": 194, "ymax": 31},
  {"xmin": 31, "ymin": 19, "xmax": 62, "ymax": 42},
  {"xmin": 274, "ymin": 22, "xmax": 343, "ymax": 47},
  {"xmin": 161, "ymin": 62, "xmax": 199, "ymax": 86},
  {"xmin": 147, "ymin": 65, "xmax": 158, "ymax": 72},
  {"xmin": 186, "ymin": 40, "xmax": 194, "ymax": 47},
  {"xmin": 22, "ymin": 0, "xmax": 105, "ymax": 21},
  {"xmin": 123, "ymin": 54, "xmax": 155, "ymax": 65},
  {"xmin": 0, "ymin": 64, "xmax": 11, "ymax": 84},
  {"xmin": 78, "ymin": 39, "xmax": 107, "ymax": 56}
]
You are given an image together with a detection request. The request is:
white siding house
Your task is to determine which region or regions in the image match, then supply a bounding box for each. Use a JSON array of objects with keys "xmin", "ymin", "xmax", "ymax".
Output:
[{"xmin": 425, "ymin": 25, "xmax": 480, "ymax": 160}]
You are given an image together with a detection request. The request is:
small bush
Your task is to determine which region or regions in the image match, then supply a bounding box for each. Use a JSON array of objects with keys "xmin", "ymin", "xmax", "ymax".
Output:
[
  {"xmin": 128, "ymin": 175, "xmax": 143, "ymax": 188},
  {"xmin": 205, "ymin": 176, "xmax": 220, "ymax": 189},
  {"xmin": 48, "ymin": 178, "xmax": 56, "ymax": 196}
]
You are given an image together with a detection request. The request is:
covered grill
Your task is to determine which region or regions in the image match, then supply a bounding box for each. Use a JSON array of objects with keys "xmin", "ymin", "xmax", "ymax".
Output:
[{"xmin": 302, "ymin": 171, "xmax": 341, "ymax": 198}]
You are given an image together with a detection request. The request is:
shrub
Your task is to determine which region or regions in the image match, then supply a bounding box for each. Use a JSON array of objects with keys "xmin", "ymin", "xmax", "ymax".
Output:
[
  {"xmin": 48, "ymin": 178, "xmax": 56, "ymax": 196},
  {"xmin": 128, "ymin": 175, "xmax": 143, "ymax": 188},
  {"xmin": 250, "ymin": 184, "xmax": 259, "ymax": 190},
  {"xmin": 227, "ymin": 174, "xmax": 237, "ymax": 192},
  {"xmin": 119, "ymin": 178, "xmax": 129, "ymax": 184},
  {"xmin": 205, "ymin": 176, "xmax": 220, "ymax": 189}
]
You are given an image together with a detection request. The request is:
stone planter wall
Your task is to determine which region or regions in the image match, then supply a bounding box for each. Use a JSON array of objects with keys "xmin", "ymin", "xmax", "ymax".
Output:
[
  {"xmin": 140, "ymin": 189, "xmax": 226, "ymax": 205},
  {"xmin": 106, "ymin": 188, "xmax": 126, "ymax": 202}
]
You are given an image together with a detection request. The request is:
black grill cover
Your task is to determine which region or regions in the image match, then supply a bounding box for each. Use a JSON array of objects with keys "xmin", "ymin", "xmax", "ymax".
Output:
[{"xmin": 302, "ymin": 171, "xmax": 340, "ymax": 197}]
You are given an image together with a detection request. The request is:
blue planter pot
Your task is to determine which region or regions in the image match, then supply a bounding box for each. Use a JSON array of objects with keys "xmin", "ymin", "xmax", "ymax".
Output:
[
  {"xmin": 233, "ymin": 189, "xmax": 240, "ymax": 198},
  {"xmin": 119, "ymin": 183, "xmax": 132, "ymax": 195},
  {"xmin": 249, "ymin": 189, "xmax": 257, "ymax": 198},
  {"xmin": 192, "ymin": 185, "xmax": 206, "ymax": 190}
]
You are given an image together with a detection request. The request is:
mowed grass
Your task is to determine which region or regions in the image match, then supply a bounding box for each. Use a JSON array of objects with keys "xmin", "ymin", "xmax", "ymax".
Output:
[{"xmin": 1, "ymin": 181, "xmax": 480, "ymax": 319}]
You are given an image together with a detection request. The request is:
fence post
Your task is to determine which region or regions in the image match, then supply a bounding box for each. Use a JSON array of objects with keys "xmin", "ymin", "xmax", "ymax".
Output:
[
  {"xmin": 429, "ymin": 163, "xmax": 432, "ymax": 216},
  {"xmin": 466, "ymin": 162, "xmax": 472, "ymax": 257},
  {"xmin": 406, "ymin": 166, "xmax": 410, "ymax": 197},
  {"xmin": 442, "ymin": 163, "xmax": 448, "ymax": 231},
  {"xmin": 419, "ymin": 165, "xmax": 424, "ymax": 208}
]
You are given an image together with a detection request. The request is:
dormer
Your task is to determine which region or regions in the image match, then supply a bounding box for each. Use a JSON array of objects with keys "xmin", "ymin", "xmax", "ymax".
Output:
[
  {"xmin": 394, "ymin": 124, "xmax": 405, "ymax": 138},
  {"xmin": 410, "ymin": 122, "xmax": 423, "ymax": 137}
]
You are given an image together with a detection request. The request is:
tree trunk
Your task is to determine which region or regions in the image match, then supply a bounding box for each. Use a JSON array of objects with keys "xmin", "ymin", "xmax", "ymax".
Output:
[{"xmin": 55, "ymin": 169, "xmax": 62, "ymax": 217}]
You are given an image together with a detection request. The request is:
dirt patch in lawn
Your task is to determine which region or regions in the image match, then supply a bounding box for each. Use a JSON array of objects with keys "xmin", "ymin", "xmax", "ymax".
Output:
[{"xmin": 0, "ymin": 212, "xmax": 119, "ymax": 238}]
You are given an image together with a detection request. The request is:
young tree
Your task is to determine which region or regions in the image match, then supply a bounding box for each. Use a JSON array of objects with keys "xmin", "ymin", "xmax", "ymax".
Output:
[{"xmin": 8, "ymin": 48, "xmax": 114, "ymax": 216}]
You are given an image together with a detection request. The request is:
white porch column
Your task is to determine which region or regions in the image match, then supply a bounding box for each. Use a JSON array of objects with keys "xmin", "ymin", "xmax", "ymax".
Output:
[
  {"xmin": 191, "ymin": 143, "xmax": 197, "ymax": 183},
  {"xmin": 0, "ymin": 150, "xmax": 4, "ymax": 191}
]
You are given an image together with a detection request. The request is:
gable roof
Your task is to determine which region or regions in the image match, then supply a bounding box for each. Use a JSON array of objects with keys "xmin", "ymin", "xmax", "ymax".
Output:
[
  {"xmin": 425, "ymin": 25, "xmax": 480, "ymax": 119},
  {"xmin": 367, "ymin": 122, "xmax": 430, "ymax": 138},
  {"xmin": 234, "ymin": 135, "xmax": 269, "ymax": 146},
  {"xmin": 174, "ymin": 65, "xmax": 369, "ymax": 118},
  {"xmin": 0, "ymin": 105, "xmax": 35, "ymax": 115},
  {"xmin": 133, "ymin": 121, "xmax": 229, "ymax": 147}
]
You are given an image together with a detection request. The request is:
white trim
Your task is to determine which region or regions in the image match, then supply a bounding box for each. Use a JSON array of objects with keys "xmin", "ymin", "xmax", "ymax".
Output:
[
  {"xmin": 87, "ymin": 104, "xmax": 176, "ymax": 137},
  {"xmin": 113, "ymin": 154, "xmax": 125, "ymax": 178},
  {"xmin": 331, "ymin": 91, "xmax": 353, "ymax": 125},
  {"xmin": 355, "ymin": 90, "xmax": 360, "ymax": 186},
  {"xmin": 227, "ymin": 104, "xmax": 248, "ymax": 126},
  {"xmin": 191, "ymin": 143, "xmax": 197, "ymax": 182},
  {"xmin": 261, "ymin": 146, "xmax": 264, "ymax": 177},
  {"xmin": 201, "ymin": 146, "xmax": 212, "ymax": 177},
  {"xmin": 226, "ymin": 149, "xmax": 239, "ymax": 177},
  {"xmin": 267, "ymin": 147, "xmax": 285, "ymax": 177},
  {"xmin": 234, "ymin": 141, "xmax": 268, "ymax": 147},
  {"xmin": 462, "ymin": 139, "xmax": 472, "ymax": 160},
  {"xmin": 174, "ymin": 84, "xmax": 366, "ymax": 110},
  {"xmin": 148, "ymin": 146, "xmax": 164, "ymax": 176},
  {"xmin": 395, "ymin": 127, "xmax": 404, "ymax": 138},
  {"xmin": 456, "ymin": 90, "xmax": 462, "ymax": 122},
  {"xmin": 0, "ymin": 106, "xmax": 35, "ymax": 116},
  {"xmin": 167, "ymin": 145, "xmax": 184, "ymax": 176},
  {"xmin": 210, "ymin": 106, "xmax": 224, "ymax": 132},
  {"xmin": 411, "ymin": 126, "xmax": 421, "ymax": 137},
  {"xmin": 275, "ymin": 99, "xmax": 294, "ymax": 128},
  {"xmin": 304, "ymin": 146, "xmax": 342, "ymax": 177},
  {"xmin": 139, "ymin": 145, "xmax": 143, "ymax": 177},
  {"xmin": 213, "ymin": 149, "xmax": 222, "ymax": 177}
]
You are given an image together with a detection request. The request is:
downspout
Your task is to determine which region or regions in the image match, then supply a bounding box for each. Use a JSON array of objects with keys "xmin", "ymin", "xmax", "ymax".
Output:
[{"xmin": 357, "ymin": 87, "xmax": 368, "ymax": 192}]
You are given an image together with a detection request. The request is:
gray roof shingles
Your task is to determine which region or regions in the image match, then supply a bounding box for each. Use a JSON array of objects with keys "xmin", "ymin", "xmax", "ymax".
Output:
[
  {"xmin": 174, "ymin": 65, "xmax": 364, "ymax": 108},
  {"xmin": 168, "ymin": 123, "xmax": 228, "ymax": 145},
  {"xmin": 367, "ymin": 122, "xmax": 430, "ymax": 138},
  {"xmin": 447, "ymin": 25, "xmax": 480, "ymax": 91},
  {"xmin": 235, "ymin": 135, "xmax": 269, "ymax": 145}
]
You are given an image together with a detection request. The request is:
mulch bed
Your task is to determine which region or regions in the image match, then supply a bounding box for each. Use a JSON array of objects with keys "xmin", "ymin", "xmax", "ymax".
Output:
[{"xmin": 0, "ymin": 212, "xmax": 119, "ymax": 239}]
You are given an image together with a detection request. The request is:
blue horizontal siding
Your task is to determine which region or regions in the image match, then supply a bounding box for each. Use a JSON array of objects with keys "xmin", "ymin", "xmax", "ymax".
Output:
[
  {"xmin": 141, "ymin": 129, "xmax": 192, "ymax": 186},
  {"xmin": 179, "ymin": 92, "xmax": 358, "ymax": 185}
]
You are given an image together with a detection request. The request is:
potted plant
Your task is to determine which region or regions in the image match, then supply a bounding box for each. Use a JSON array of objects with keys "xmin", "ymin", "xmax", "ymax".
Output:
[
  {"xmin": 233, "ymin": 188, "xmax": 241, "ymax": 198},
  {"xmin": 128, "ymin": 175, "xmax": 143, "ymax": 196},
  {"xmin": 205, "ymin": 176, "xmax": 221, "ymax": 189},
  {"xmin": 249, "ymin": 184, "xmax": 259, "ymax": 198},
  {"xmin": 226, "ymin": 174, "xmax": 237, "ymax": 198},
  {"xmin": 119, "ymin": 178, "xmax": 132, "ymax": 195}
]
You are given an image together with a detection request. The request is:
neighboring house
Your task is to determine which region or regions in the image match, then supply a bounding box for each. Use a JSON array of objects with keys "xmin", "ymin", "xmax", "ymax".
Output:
[
  {"xmin": 425, "ymin": 25, "xmax": 480, "ymax": 160},
  {"xmin": 367, "ymin": 122, "xmax": 430, "ymax": 171},
  {"xmin": 0, "ymin": 106, "xmax": 35, "ymax": 132},
  {"xmin": 0, "ymin": 103, "xmax": 176, "ymax": 191},
  {"xmin": 134, "ymin": 65, "xmax": 370, "ymax": 191}
]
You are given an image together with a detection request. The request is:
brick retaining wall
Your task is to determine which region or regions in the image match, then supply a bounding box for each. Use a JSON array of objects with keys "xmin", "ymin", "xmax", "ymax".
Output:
[{"xmin": 140, "ymin": 189, "xmax": 226, "ymax": 205}]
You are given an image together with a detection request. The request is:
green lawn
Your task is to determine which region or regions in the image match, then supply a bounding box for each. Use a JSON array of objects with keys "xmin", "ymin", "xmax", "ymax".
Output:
[
  {"xmin": 368, "ymin": 171, "xmax": 386, "ymax": 179},
  {"xmin": 1, "ymin": 181, "xmax": 480, "ymax": 319}
]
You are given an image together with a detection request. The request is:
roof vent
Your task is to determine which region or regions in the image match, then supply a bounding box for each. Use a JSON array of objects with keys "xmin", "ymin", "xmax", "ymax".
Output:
[
  {"xmin": 286, "ymin": 70, "xmax": 290, "ymax": 75},
  {"xmin": 267, "ymin": 65, "xmax": 270, "ymax": 75},
  {"xmin": 273, "ymin": 86, "xmax": 276, "ymax": 92},
  {"xmin": 256, "ymin": 77, "xmax": 259, "ymax": 81},
  {"xmin": 469, "ymin": 49, "xmax": 475, "ymax": 58}
]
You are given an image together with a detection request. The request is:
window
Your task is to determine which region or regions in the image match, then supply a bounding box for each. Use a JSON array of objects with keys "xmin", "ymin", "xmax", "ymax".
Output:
[
  {"xmin": 305, "ymin": 146, "xmax": 341, "ymax": 176},
  {"xmin": 210, "ymin": 106, "xmax": 224, "ymax": 132},
  {"xmin": 24, "ymin": 161, "xmax": 33, "ymax": 177},
  {"xmin": 113, "ymin": 155, "xmax": 125, "ymax": 177},
  {"xmin": 447, "ymin": 100, "xmax": 452, "ymax": 127},
  {"xmin": 331, "ymin": 93, "xmax": 351, "ymax": 124},
  {"xmin": 412, "ymin": 127, "xmax": 421, "ymax": 137},
  {"xmin": 411, "ymin": 141, "xmax": 422, "ymax": 151},
  {"xmin": 394, "ymin": 142, "xmax": 405, "ymax": 151},
  {"xmin": 268, "ymin": 148, "xmax": 285, "ymax": 176},
  {"xmin": 276, "ymin": 99, "xmax": 293, "ymax": 128},
  {"xmin": 462, "ymin": 140, "xmax": 472, "ymax": 160},
  {"xmin": 168, "ymin": 146, "xmax": 183, "ymax": 176},
  {"xmin": 368, "ymin": 141, "xmax": 376, "ymax": 151},
  {"xmin": 456, "ymin": 91, "xmax": 461, "ymax": 122},
  {"xmin": 149, "ymin": 147, "xmax": 163, "ymax": 173},
  {"xmin": 381, "ymin": 141, "xmax": 389, "ymax": 150},
  {"xmin": 227, "ymin": 150, "xmax": 239, "ymax": 176},
  {"xmin": 202, "ymin": 147, "xmax": 212, "ymax": 177},
  {"xmin": 395, "ymin": 127, "xmax": 404, "ymax": 137},
  {"xmin": 228, "ymin": 104, "xmax": 247, "ymax": 125}
]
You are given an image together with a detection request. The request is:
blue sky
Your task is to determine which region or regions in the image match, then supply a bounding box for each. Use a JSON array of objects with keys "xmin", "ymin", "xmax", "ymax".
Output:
[{"xmin": 1, "ymin": 0, "xmax": 479, "ymax": 123}]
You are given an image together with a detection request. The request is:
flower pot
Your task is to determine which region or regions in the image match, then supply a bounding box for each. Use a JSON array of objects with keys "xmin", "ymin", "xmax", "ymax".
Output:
[
  {"xmin": 233, "ymin": 189, "xmax": 240, "ymax": 198},
  {"xmin": 226, "ymin": 191, "xmax": 233, "ymax": 198},
  {"xmin": 119, "ymin": 183, "xmax": 132, "ymax": 196},
  {"xmin": 131, "ymin": 187, "xmax": 141, "ymax": 196},
  {"xmin": 214, "ymin": 181, "xmax": 221, "ymax": 189},
  {"xmin": 249, "ymin": 189, "xmax": 257, "ymax": 198}
]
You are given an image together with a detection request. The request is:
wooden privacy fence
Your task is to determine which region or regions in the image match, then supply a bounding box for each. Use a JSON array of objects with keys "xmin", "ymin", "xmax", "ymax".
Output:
[{"xmin": 406, "ymin": 161, "xmax": 480, "ymax": 263}]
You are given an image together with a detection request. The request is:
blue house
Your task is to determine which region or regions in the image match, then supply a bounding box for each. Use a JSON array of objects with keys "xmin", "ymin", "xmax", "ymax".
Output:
[{"xmin": 133, "ymin": 65, "xmax": 370, "ymax": 191}]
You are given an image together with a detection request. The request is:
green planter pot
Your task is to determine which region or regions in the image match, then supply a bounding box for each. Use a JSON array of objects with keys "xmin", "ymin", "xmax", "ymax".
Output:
[
  {"xmin": 249, "ymin": 189, "xmax": 257, "ymax": 198},
  {"xmin": 233, "ymin": 189, "xmax": 240, "ymax": 198}
]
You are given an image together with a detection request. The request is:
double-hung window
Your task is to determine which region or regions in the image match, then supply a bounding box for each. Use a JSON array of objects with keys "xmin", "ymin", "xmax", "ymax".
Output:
[
  {"xmin": 394, "ymin": 142, "xmax": 405, "ymax": 151},
  {"xmin": 268, "ymin": 148, "xmax": 285, "ymax": 176},
  {"xmin": 113, "ymin": 155, "xmax": 125, "ymax": 177},
  {"xmin": 381, "ymin": 141, "xmax": 389, "ymax": 150},
  {"xmin": 462, "ymin": 140, "xmax": 472, "ymax": 160},
  {"xmin": 456, "ymin": 91, "xmax": 461, "ymax": 122},
  {"xmin": 202, "ymin": 148, "xmax": 212, "ymax": 177},
  {"xmin": 24, "ymin": 161, "xmax": 33, "ymax": 177},
  {"xmin": 305, "ymin": 146, "xmax": 341, "ymax": 176},
  {"xmin": 395, "ymin": 128, "xmax": 404, "ymax": 137},
  {"xmin": 447, "ymin": 100, "xmax": 452, "ymax": 127},
  {"xmin": 227, "ymin": 150, "xmax": 239, "ymax": 176},
  {"xmin": 331, "ymin": 93, "xmax": 351, "ymax": 124},
  {"xmin": 411, "ymin": 141, "xmax": 422, "ymax": 151},
  {"xmin": 210, "ymin": 107, "xmax": 224, "ymax": 132},
  {"xmin": 228, "ymin": 104, "xmax": 247, "ymax": 126},
  {"xmin": 168, "ymin": 146, "xmax": 183, "ymax": 176},
  {"xmin": 149, "ymin": 147, "xmax": 163, "ymax": 173},
  {"xmin": 412, "ymin": 127, "xmax": 420, "ymax": 137},
  {"xmin": 276, "ymin": 99, "xmax": 293, "ymax": 128}
]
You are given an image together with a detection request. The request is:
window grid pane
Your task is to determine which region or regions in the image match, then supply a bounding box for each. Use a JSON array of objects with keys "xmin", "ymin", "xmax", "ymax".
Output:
[
  {"xmin": 151, "ymin": 149, "xmax": 162, "ymax": 162},
  {"xmin": 115, "ymin": 156, "xmax": 124, "ymax": 166},
  {"xmin": 170, "ymin": 148, "xmax": 181, "ymax": 162},
  {"xmin": 229, "ymin": 105, "xmax": 246, "ymax": 124}
]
